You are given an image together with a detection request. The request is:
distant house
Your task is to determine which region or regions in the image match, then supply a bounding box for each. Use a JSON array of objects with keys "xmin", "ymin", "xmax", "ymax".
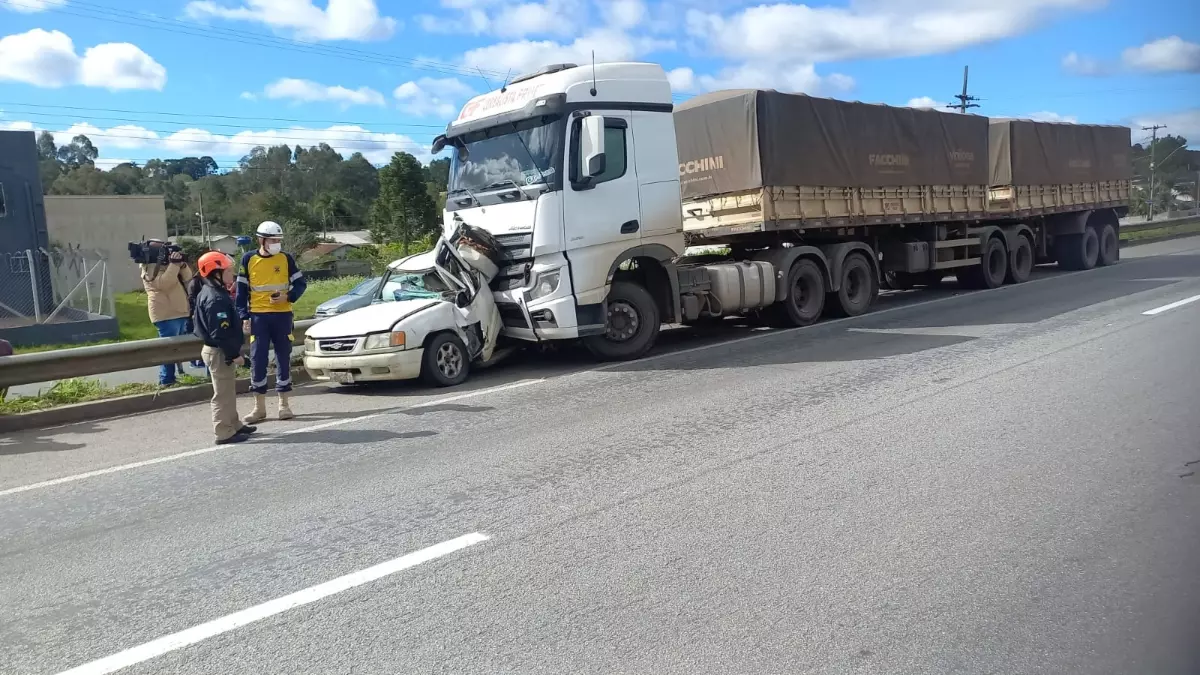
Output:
[
  {"xmin": 299, "ymin": 242, "xmax": 358, "ymax": 264},
  {"xmin": 326, "ymin": 230, "xmax": 373, "ymax": 246},
  {"xmin": 177, "ymin": 234, "xmax": 240, "ymax": 255}
]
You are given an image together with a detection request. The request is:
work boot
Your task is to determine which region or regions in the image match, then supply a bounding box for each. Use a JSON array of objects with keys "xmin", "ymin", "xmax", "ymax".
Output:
[
  {"xmin": 216, "ymin": 432, "xmax": 251, "ymax": 446},
  {"xmin": 243, "ymin": 394, "xmax": 267, "ymax": 425},
  {"xmin": 277, "ymin": 392, "xmax": 294, "ymax": 420}
]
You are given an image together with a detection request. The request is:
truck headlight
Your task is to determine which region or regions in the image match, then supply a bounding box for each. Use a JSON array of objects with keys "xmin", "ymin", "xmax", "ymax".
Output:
[
  {"xmin": 527, "ymin": 268, "xmax": 561, "ymax": 301},
  {"xmin": 364, "ymin": 331, "xmax": 406, "ymax": 350}
]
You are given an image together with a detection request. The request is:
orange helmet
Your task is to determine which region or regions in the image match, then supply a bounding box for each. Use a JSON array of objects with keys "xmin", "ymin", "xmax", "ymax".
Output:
[{"xmin": 197, "ymin": 251, "xmax": 234, "ymax": 278}]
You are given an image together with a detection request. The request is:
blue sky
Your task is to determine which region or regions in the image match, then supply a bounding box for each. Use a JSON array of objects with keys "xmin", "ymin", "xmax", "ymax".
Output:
[{"xmin": 1, "ymin": 0, "xmax": 1197, "ymax": 170}]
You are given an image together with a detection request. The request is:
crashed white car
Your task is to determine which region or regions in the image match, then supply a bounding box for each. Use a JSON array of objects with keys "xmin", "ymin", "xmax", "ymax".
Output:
[{"xmin": 303, "ymin": 232, "xmax": 503, "ymax": 387}]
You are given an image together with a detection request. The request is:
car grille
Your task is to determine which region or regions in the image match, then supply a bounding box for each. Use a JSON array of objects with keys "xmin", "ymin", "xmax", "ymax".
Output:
[
  {"xmin": 496, "ymin": 302, "xmax": 529, "ymax": 329},
  {"xmin": 318, "ymin": 338, "xmax": 358, "ymax": 353}
]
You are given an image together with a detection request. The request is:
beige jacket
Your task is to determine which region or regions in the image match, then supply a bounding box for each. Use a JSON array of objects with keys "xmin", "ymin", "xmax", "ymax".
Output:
[{"xmin": 141, "ymin": 263, "xmax": 194, "ymax": 323}]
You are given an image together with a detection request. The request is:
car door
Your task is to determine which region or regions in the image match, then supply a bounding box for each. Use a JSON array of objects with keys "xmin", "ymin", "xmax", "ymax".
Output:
[{"xmin": 433, "ymin": 239, "xmax": 501, "ymax": 360}]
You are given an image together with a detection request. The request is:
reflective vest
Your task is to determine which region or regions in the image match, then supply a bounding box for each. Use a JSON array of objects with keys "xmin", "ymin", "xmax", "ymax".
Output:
[{"xmin": 238, "ymin": 250, "xmax": 301, "ymax": 314}]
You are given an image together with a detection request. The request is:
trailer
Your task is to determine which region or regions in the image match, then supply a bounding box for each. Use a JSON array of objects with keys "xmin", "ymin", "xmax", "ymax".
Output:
[{"xmin": 431, "ymin": 62, "xmax": 1132, "ymax": 365}]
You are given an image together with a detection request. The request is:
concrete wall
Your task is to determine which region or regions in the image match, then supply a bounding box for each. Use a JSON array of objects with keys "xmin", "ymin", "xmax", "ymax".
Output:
[{"xmin": 44, "ymin": 195, "xmax": 168, "ymax": 293}]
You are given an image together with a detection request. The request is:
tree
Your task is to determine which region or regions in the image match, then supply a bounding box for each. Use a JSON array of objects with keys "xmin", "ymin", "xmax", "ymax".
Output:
[
  {"xmin": 36, "ymin": 131, "xmax": 57, "ymax": 160},
  {"xmin": 1131, "ymin": 134, "xmax": 1194, "ymax": 214},
  {"xmin": 372, "ymin": 152, "xmax": 438, "ymax": 254},
  {"xmin": 57, "ymin": 135, "xmax": 99, "ymax": 168}
]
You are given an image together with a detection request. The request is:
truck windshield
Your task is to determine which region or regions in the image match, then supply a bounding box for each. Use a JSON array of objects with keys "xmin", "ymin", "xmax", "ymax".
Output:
[
  {"xmin": 378, "ymin": 269, "xmax": 455, "ymax": 303},
  {"xmin": 448, "ymin": 115, "xmax": 563, "ymax": 196}
]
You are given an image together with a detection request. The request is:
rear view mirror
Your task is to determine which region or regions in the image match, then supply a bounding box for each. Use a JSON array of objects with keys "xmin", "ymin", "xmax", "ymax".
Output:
[
  {"xmin": 579, "ymin": 115, "xmax": 606, "ymax": 180},
  {"xmin": 431, "ymin": 135, "xmax": 447, "ymax": 154}
]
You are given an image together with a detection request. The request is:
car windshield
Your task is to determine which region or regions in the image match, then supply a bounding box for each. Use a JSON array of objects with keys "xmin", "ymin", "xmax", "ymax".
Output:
[
  {"xmin": 348, "ymin": 277, "xmax": 381, "ymax": 296},
  {"xmin": 448, "ymin": 115, "xmax": 563, "ymax": 195},
  {"xmin": 378, "ymin": 269, "xmax": 455, "ymax": 303}
]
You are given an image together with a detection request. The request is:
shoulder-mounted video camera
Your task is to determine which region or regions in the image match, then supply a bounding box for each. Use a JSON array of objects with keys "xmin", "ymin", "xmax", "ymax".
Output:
[{"xmin": 128, "ymin": 239, "xmax": 185, "ymax": 265}]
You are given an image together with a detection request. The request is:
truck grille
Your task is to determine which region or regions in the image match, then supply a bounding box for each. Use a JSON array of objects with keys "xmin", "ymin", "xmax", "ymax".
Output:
[
  {"xmin": 318, "ymin": 338, "xmax": 358, "ymax": 353},
  {"xmin": 493, "ymin": 233, "xmax": 533, "ymax": 292},
  {"xmin": 496, "ymin": 302, "xmax": 529, "ymax": 329}
]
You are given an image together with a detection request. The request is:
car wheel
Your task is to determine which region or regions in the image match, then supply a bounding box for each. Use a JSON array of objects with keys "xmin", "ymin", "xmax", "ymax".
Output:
[{"xmin": 421, "ymin": 333, "xmax": 470, "ymax": 387}]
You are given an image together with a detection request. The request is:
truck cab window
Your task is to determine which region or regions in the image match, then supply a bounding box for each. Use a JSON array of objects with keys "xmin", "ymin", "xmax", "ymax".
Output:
[{"xmin": 570, "ymin": 118, "xmax": 628, "ymax": 188}]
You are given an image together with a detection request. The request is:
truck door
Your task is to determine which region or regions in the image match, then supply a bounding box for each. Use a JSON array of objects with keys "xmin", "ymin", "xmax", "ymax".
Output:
[{"xmin": 562, "ymin": 112, "xmax": 641, "ymax": 282}]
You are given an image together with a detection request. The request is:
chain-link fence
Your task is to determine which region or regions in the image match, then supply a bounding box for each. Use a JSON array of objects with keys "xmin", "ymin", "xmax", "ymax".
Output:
[{"xmin": 0, "ymin": 246, "xmax": 116, "ymax": 330}]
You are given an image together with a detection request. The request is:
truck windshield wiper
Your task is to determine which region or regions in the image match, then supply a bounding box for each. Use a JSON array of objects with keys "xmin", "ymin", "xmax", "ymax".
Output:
[
  {"xmin": 447, "ymin": 187, "xmax": 481, "ymax": 205},
  {"xmin": 483, "ymin": 179, "xmax": 531, "ymax": 200}
]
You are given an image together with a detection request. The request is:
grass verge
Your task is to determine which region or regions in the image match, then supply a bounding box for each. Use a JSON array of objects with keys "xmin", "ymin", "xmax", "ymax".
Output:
[
  {"xmin": 0, "ymin": 374, "xmax": 209, "ymax": 415},
  {"xmin": 1121, "ymin": 219, "xmax": 1200, "ymax": 243}
]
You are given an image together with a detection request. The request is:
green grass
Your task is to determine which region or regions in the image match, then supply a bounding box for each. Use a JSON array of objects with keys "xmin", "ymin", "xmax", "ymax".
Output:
[
  {"xmin": 1121, "ymin": 220, "xmax": 1200, "ymax": 242},
  {"xmin": 0, "ymin": 374, "xmax": 209, "ymax": 415},
  {"xmin": 13, "ymin": 277, "xmax": 366, "ymax": 354}
]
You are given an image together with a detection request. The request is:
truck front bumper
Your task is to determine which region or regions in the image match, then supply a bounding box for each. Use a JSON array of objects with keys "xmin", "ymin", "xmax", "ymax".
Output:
[{"xmin": 304, "ymin": 349, "xmax": 424, "ymax": 384}]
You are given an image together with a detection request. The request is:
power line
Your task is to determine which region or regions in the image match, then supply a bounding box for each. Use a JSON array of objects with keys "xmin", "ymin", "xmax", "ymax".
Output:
[
  {"xmin": 1142, "ymin": 124, "xmax": 1167, "ymax": 220},
  {"xmin": 947, "ymin": 65, "xmax": 981, "ymax": 114},
  {"xmin": 5, "ymin": 108, "xmax": 447, "ymax": 132}
]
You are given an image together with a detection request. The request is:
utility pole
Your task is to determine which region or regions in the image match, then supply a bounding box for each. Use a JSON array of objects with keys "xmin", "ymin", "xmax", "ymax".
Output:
[
  {"xmin": 1142, "ymin": 124, "xmax": 1166, "ymax": 220},
  {"xmin": 197, "ymin": 189, "xmax": 209, "ymax": 246},
  {"xmin": 948, "ymin": 66, "xmax": 980, "ymax": 114}
]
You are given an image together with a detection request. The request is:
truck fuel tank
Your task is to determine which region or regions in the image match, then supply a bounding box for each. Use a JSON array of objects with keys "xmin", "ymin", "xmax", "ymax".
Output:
[{"xmin": 700, "ymin": 261, "xmax": 777, "ymax": 313}]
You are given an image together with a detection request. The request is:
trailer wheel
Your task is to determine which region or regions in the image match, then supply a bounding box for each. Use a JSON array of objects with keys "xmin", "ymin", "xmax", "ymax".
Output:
[
  {"xmin": 828, "ymin": 252, "xmax": 877, "ymax": 317},
  {"xmin": 421, "ymin": 333, "xmax": 470, "ymax": 387},
  {"xmin": 767, "ymin": 258, "xmax": 825, "ymax": 327},
  {"xmin": 958, "ymin": 236, "xmax": 1007, "ymax": 289},
  {"xmin": 1005, "ymin": 234, "xmax": 1034, "ymax": 284},
  {"xmin": 583, "ymin": 281, "xmax": 660, "ymax": 361},
  {"xmin": 1097, "ymin": 223, "xmax": 1119, "ymax": 266},
  {"xmin": 1056, "ymin": 229, "xmax": 1099, "ymax": 271}
]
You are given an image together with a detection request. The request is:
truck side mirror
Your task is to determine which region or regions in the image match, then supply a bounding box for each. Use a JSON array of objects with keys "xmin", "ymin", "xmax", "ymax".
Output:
[{"xmin": 578, "ymin": 115, "xmax": 606, "ymax": 183}]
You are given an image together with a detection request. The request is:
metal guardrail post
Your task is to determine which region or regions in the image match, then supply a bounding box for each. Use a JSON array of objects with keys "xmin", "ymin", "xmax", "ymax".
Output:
[{"xmin": 26, "ymin": 250, "xmax": 41, "ymax": 323}]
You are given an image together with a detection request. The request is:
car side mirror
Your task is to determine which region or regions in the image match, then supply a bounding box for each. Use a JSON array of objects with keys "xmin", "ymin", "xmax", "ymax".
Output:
[
  {"xmin": 575, "ymin": 115, "xmax": 606, "ymax": 188},
  {"xmin": 456, "ymin": 291, "xmax": 470, "ymax": 307}
]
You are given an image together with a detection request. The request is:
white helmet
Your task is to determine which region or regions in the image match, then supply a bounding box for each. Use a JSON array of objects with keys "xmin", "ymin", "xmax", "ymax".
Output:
[{"xmin": 256, "ymin": 220, "xmax": 284, "ymax": 238}]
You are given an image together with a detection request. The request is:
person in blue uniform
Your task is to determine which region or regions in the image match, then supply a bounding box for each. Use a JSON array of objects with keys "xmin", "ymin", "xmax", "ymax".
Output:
[
  {"xmin": 193, "ymin": 251, "xmax": 256, "ymax": 445},
  {"xmin": 235, "ymin": 220, "xmax": 307, "ymax": 423}
]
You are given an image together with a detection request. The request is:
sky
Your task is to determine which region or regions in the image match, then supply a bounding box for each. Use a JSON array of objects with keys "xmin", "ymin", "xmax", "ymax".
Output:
[{"xmin": 1, "ymin": 0, "xmax": 1197, "ymax": 171}]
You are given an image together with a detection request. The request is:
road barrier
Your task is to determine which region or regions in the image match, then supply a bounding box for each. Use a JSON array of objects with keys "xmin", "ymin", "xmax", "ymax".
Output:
[
  {"xmin": 0, "ymin": 319, "xmax": 318, "ymax": 389},
  {"xmin": 2, "ymin": 214, "xmax": 1199, "ymax": 392}
]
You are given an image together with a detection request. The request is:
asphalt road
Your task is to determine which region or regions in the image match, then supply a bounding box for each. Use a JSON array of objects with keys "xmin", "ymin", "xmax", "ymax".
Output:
[{"xmin": 2, "ymin": 237, "xmax": 1199, "ymax": 675}]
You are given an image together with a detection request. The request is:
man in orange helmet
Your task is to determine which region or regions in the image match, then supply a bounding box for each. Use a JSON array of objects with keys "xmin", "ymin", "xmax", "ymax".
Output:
[{"xmin": 193, "ymin": 251, "xmax": 257, "ymax": 445}]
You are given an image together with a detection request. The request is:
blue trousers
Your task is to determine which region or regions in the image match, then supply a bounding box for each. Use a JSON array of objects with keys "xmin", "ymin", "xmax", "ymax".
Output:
[
  {"xmin": 249, "ymin": 312, "xmax": 293, "ymax": 394},
  {"xmin": 154, "ymin": 317, "xmax": 190, "ymax": 385}
]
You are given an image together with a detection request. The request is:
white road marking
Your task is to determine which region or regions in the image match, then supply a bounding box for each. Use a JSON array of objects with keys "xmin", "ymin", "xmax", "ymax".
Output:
[
  {"xmin": 1142, "ymin": 294, "xmax": 1200, "ymax": 316},
  {"xmin": 53, "ymin": 532, "xmax": 489, "ymax": 675},
  {"xmin": 0, "ymin": 380, "xmax": 543, "ymax": 497}
]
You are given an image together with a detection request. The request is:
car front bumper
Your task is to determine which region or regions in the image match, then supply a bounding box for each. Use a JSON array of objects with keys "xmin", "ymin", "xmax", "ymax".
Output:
[{"xmin": 303, "ymin": 349, "xmax": 424, "ymax": 383}]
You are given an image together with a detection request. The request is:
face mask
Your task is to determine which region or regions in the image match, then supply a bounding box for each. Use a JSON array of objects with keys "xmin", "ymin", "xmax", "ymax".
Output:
[{"xmin": 265, "ymin": 242, "xmax": 282, "ymax": 255}]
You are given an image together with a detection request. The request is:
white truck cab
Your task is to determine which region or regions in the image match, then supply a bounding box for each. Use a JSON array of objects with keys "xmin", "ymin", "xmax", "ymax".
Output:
[
  {"xmin": 433, "ymin": 62, "xmax": 686, "ymax": 359},
  {"xmin": 303, "ymin": 235, "xmax": 502, "ymax": 387}
]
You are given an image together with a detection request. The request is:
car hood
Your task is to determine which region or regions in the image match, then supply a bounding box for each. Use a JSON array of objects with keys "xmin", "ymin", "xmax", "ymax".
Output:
[{"xmin": 306, "ymin": 299, "xmax": 442, "ymax": 338}]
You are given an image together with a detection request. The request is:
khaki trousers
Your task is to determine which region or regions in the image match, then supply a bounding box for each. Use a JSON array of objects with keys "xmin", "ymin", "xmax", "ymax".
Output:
[{"xmin": 201, "ymin": 346, "xmax": 240, "ymax": 441}]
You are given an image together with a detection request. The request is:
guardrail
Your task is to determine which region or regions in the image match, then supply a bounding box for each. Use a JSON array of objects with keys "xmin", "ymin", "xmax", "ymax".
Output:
[
  {"xmin": 3, "ymin": 213, "xmax": 1200, "ymax": 392},
  {"xmin": 0, "ymin": 319, "xmax": 318, "ymax": 389}
]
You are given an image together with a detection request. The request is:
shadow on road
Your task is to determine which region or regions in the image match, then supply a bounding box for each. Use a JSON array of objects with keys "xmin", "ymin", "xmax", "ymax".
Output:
[{"xmin": 0, "ymin": 421, "xmax": 107, "ymax": 455}]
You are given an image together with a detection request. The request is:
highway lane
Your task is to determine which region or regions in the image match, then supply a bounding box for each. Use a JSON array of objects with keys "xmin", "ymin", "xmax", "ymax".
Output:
[{"xmin": 2, "ymin": 236, "xmax": 1199, "ymax": 674}]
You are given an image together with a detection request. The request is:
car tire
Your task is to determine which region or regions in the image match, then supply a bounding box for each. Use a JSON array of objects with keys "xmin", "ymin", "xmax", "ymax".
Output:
[{"xmin": 421, "ymin": 333, "xmax": 470, "ymax": 387}]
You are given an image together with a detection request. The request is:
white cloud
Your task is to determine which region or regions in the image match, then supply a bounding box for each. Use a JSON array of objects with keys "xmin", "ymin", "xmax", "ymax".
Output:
[
  {"xmin": 0, "ymin": 29, "xmax": 166, "ymax": 90},
  {"xmin": 184, "ymin": 0, "xmax": 398, "ymax": 42},
  {"xmin": 603, "ymin": 0, "xmax": 646, "ymax": 29},
  {"xmin": 421, "ymin": 0, "xmax": 583, "ymax": 38},
  {"xmin": 1025, "ymin": 111, "xmax": 1079, "ymax": 123},
  {"xmin": 1122, "ymin": 36, "xmax": 1200, "ymax": 74},
  {"xmin": 393, "ymin": 77, "xmax": 475, "ymax": 118},
  {"xmin": 667, "ymin": 62, "xmax": 853, "ymax": 96},
  {"xmin": 907, "ymin": 96, "xmax": 941, "ymax": 109},
  {"xmin": 1133, "ymin": 109, "xmax": 1200, "ymax": 146},
  {"xmin": 1062, "ymin": 51, "xmax": 1109, "ymax": 76},
  {"xmin": 685, "ymin": 0, "xmax": 1102, "ymax": 65},
  {"xmin": 461, "ymin": 29, "xmax": 673, "ymax": 76},
  {"xmin": 12, "ymin": 119, "xmax": 432, "ymax": 165},
  {"xmin": 263, "ymin": 77, "xmax": 386, "ymax": 107},
  {"xmin": 1, "ymin": 0, "xmax": 67, "ymax": 12}
]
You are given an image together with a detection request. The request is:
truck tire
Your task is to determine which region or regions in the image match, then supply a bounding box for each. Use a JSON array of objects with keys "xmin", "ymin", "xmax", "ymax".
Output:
[
  {"xmin": 1097, "ymin": 223, "xmax": 1119, "ymax": 266},
  {"xmin": 828, "ymin": 252, "xmax": 877, "ymax": 317},
  {"xmin": 958, "ymin": 236, "xmax": 1007, "ymax": 289},
  {"xmin": 1005, "ymin": 234, "xmax": 1034, "ymax": 284},
  {"xmin": 421, "ymin": 332, "xmax": 470, "ymax": 387},
  {"xmin": 583, "ymin": 281, "xmax": 660, "ymax": 361},
  {"xmin": 1055, "ymin": 229, "xmax": 1099, "ymax": 271},
  {"xmin": 767, "ymin": 258, "xmax": 825, "ymax": 327}
]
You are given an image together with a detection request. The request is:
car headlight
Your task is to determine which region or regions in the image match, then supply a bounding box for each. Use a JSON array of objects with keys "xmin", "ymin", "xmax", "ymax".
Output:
[
  {"xmin": 304, "ymin": 337, "xmax": 316, "ymax": 353},
  {"xmin": 526, "ymin": 268, "xmax": 561, "ymax": 301},
  {"xmin": 363, "ymin": 331, "xmax": 406, "ymax": 350}
]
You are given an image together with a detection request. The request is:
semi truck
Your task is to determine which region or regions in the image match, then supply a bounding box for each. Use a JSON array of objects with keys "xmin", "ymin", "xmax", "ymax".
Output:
[{"xmin": 423, "ymin": 61, "xmax": 1131, "ymax": 362}]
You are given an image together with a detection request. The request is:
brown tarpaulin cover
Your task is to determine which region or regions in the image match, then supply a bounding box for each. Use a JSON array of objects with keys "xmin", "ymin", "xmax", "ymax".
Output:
[
  {"xmin": 989, "ymin": 119, "xmax": 1132, "ymax": 186},
  {"xmin": 675, "ymin": 90, "xmax": 989, "ymax": 199}
]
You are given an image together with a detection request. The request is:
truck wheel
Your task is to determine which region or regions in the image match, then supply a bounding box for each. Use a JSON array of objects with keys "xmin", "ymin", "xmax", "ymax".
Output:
[
  {"xmin": 421, "ymin": 333, "xmax": 470, "ymax": 387},
  {"xmin": 583, "ymin": 281, "xmax": 660, "ymax": 361},
  {"xmin": 1056, "ymin": 229, "xmax": 1099, "ymax": 271},
  {"xmin": 957, "ymin": 236, "xmax": 1007, "ymax": 289},
  {"xmin": 828, "ymin": 252, "xmax": 877, "ymax": 317},
  {"xmin": 1006, "ymin": 234, "xmax": 1034, "ymax": 284},
  {"xmin": 1097, "ymin": 223, "xmax": 1119, "ymax": 266},
  {"xmin": 767, "ymin": 258, "xmax": 825, "ymax": 327}
]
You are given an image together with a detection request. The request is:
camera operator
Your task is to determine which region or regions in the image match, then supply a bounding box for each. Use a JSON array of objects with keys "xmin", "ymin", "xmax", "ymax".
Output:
[{"xmin": 139, "ymin": 241, "xmax": 194, "ymax": 386}]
